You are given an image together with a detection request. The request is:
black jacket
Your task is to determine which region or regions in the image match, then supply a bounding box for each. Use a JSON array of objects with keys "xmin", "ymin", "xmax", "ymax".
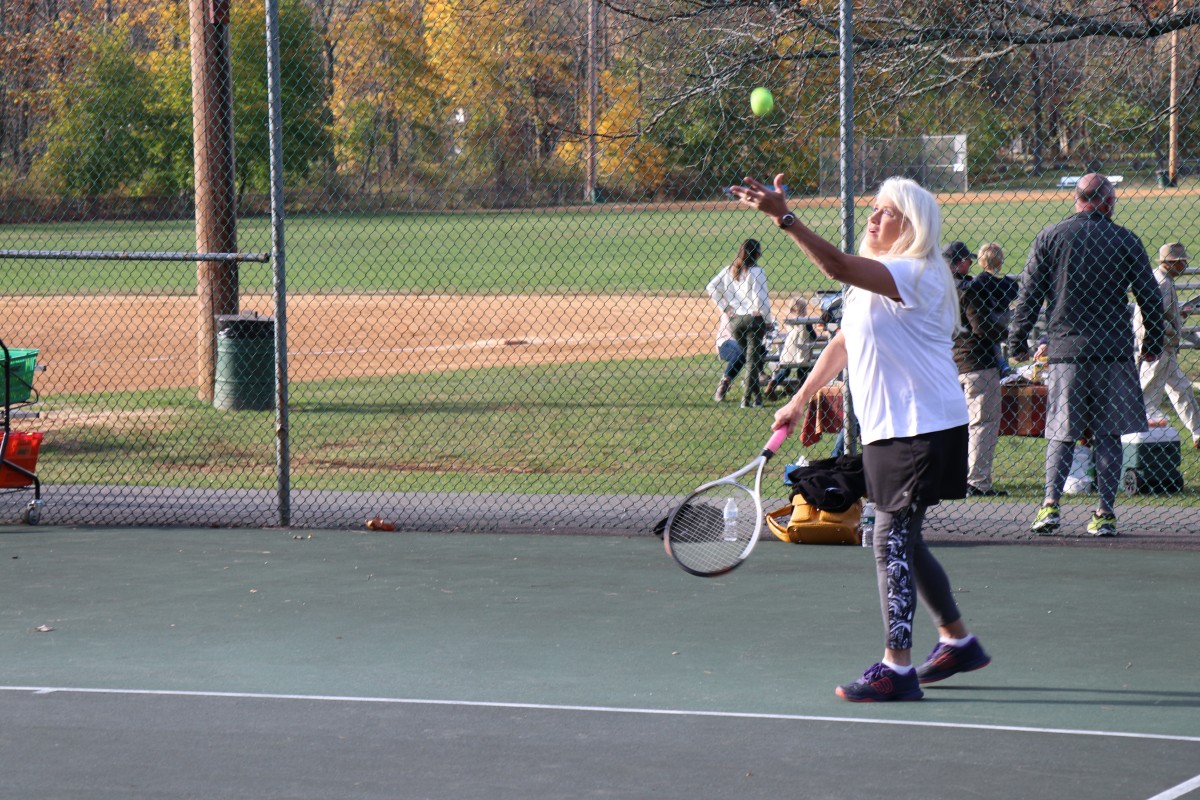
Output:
[
  {"xmin": 1007, "ymin": 211, "xmax": 1164, "ymax": 363},
  {"xmin": 972, "ymin": 271, "xmax": 1019, "ymax": 314},
  {"xmin": 953, "ymin": 274, "xmax": 1007, "ymax": 373},
  {"xmin": 784, "ymin": 454, "xmax": 866, "ymax": 513}
]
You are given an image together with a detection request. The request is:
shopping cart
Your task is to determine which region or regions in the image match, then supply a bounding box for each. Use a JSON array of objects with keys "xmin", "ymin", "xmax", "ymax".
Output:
[{"xmin": 1, "ymin": 338, "xmax": 44, "ymax": 524}]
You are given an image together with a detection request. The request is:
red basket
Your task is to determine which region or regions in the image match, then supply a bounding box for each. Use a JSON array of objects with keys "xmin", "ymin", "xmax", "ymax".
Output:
[{"xmin": 0, "ymin": 431, "xmax": 43, "ymax": 487}]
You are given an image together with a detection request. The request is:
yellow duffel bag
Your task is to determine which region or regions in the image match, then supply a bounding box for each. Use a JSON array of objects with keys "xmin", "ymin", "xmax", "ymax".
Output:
[{"xmin": 766, "ymin": 498, "xmax": 863, "ymax": 545}]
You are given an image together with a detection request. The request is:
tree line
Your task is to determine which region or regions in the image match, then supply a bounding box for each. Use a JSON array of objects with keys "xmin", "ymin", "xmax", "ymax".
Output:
[{"xmin": 0, "ymin": 0, "xmax": 1196, "ymax": 216}]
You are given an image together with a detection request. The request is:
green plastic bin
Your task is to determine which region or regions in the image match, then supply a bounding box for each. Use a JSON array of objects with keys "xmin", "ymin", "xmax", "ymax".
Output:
[
  {"xmin": 213, "ymin": 317, "xmax": 275, "ymax": 411},
  {"xmin": 1, "ymin": 347, "xmax": 39, "ymax": 404}
]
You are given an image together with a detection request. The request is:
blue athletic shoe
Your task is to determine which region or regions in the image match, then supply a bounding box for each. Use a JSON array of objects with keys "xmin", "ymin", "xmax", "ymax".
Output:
[
  {"xmin": 916, "ymin": 637, "xmax": 992, "ymax": 685},
  {"xmin": 835, "ymin": 662, "xmax": 923, "ymax": 702}
]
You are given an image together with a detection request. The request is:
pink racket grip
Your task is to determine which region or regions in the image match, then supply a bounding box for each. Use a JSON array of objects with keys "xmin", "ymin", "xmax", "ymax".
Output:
[{"xmin": 763, "ymin": 424, "xmax": 793, "ymax": 456}]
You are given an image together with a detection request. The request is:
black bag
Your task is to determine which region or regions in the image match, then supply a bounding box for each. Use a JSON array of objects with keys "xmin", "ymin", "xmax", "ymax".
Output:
[{"xmin": 783, "ymin": 454, "xmax": 866, "ymax": 513}]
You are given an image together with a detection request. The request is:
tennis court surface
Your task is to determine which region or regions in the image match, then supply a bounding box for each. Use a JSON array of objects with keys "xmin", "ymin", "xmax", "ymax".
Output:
[{"xmin": 2, "ymin": 525, "xmax": 1198, "ymax": 800}]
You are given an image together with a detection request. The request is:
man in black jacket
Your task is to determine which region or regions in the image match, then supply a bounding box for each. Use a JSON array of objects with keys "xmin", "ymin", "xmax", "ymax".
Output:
[
  {"xmin": 1008, "ymin": 173, "xmax": 1165, "ymax": 536},
  {"xmin": 947, "ymin": 241, "xmax": 1008, "ymax": 497}
]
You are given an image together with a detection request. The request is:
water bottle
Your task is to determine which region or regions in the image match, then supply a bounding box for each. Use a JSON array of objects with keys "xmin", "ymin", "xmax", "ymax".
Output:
[
  {"xmin": 860, "ymin": 501, "xmax": 876, "ymax": 548},
  {"xmin": 722, "ymin": 498, "xmax": 739, "ymax": 541}
]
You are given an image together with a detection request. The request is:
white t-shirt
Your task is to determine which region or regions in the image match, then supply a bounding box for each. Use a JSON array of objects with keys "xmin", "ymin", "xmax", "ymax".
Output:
[
  {"xmin": 839, "ymin": 256, "xmax": 968, "ymax": 444},
  {"xmin": 706, "ymin": 265, "xmax": 773, "ymax": 326}
]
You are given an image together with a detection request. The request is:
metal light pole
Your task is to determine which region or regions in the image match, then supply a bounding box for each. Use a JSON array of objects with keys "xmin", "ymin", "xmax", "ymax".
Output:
[
  {"xmin": 839, "ymin": 0, "xmax": 859, "ymax": 455},
  {"xmin": 838, "ymin": 0, "xmax": 854, "ymax": 253},
  {"xmin": 265, "ymin": 0, "xmax": 291, "ymax": 527}
]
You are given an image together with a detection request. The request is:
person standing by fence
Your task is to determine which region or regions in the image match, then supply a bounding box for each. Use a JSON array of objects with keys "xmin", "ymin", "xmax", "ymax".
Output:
[
  {"xmin": 707, "ymin": 239, "xmax": 773, "ymax": 407},
  {"xmin": 947, "ymin": 241, "xmax": 1008, "ymax": 497},
  {"xmin": 1008, "ymin": 173, "xmax": 1165, "ymax": 537},
  {"xmin": 1135, "ymin": 243, "xmax": 1200, "ymax": 448},
  {"xmin": 974, "ymin": 243, "xmax": 1019, "ymax": 377}
]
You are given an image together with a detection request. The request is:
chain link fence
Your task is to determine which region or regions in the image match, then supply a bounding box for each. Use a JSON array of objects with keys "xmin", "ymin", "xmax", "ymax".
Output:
[{"xmin": 2, "ymin": 0, "xmax": 1199, "ymax": 538}]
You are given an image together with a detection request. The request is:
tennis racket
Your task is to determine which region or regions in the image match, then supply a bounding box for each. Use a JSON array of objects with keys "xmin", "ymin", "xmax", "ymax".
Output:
[{"xmin": 663, "ymin": 424, "xmax": 793, "ymax": 577}]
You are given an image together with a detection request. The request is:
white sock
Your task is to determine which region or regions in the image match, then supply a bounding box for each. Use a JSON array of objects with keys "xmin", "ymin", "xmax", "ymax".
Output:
[
  {"xmin": 940, "ymin": 634, "xmax": 974, "ymax": 647},
  {"xmin": 882, "ymin": 659, "xmax": 914, "ymax": 674}
]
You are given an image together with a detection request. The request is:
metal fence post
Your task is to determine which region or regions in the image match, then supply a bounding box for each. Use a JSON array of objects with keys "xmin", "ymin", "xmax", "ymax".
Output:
[
  {"xmin": 839, "ymin": 0, "xmax": 861, "ymax": 457},
  {"xmin": 265, "ymin": 0, "xmax": 291, "ymax": 528}
]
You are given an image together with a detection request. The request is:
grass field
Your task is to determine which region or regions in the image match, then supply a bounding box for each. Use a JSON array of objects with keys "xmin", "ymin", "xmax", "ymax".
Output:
[
  {"xmin": 29, "ymin": 354, "xmax": 1200, "ymax": 504},
  {"xmin": 4, "ymin": 192, "xmax": 1196, "ymax": 296}
]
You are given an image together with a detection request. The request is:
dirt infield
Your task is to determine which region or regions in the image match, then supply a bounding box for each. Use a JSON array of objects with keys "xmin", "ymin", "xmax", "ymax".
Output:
[
  {"xmin": 10, "ymin": 184, "xmax": 1197, "ymax": 397},
  {"xmin": 1, "ymin": 293, "xmax": 725, "ymax": 395}
]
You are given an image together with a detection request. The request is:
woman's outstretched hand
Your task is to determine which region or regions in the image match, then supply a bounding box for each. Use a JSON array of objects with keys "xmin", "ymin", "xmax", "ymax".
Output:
[{"xmin": 729, "ymin": 173, "xmax": 790, "ymax": 223}]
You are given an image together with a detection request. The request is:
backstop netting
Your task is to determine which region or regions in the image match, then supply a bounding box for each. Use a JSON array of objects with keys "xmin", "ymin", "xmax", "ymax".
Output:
[
  {"xmin": 1, "ymin": 0, "xmax": 1199, "ymax": 541},
  {"xmin": 820, "ymin": 135, "xmax": 969, "ymax": 195}
]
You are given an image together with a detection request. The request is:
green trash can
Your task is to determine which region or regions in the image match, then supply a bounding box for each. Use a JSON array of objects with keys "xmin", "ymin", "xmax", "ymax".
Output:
[{"xmin": 213, "ymin": 315, "xmax": 275, "ymax": 411}]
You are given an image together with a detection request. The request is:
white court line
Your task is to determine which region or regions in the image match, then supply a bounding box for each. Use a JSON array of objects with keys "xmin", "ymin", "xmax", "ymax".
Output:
[
  {"xmin": 3, "ymin": 685, "xmax": 1199, "ymax": 744},
  {"xmin": 1146, "ymin": 774, "xmax": 1200, "ymax": 800}
]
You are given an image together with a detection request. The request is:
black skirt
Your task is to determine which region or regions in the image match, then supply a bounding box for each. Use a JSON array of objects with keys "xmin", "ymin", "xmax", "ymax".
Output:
[{"xmin": 862, "ymin": 425, "xmax": 968, "ymax": 513}]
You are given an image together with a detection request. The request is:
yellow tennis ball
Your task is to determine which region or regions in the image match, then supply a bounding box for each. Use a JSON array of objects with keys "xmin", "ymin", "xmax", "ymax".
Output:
[{"xmin": 750, "ymin": 87, "xmax": 774, "ymax": 116}]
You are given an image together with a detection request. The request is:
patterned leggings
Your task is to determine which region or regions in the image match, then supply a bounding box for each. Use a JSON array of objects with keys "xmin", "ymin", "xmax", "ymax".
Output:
[{"xmin": 871, "ymin": 504, "xmax": 961, "ymax": 651}]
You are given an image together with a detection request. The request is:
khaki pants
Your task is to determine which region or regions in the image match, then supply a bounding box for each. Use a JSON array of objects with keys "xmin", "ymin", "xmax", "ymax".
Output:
[
  {"xmin": 959, "ymin": 368, "xmax": 1001, "ymax": 490},
  {"xmin": 1140, "ymin": 352, "xmax": 1200, "ymax": 442}
]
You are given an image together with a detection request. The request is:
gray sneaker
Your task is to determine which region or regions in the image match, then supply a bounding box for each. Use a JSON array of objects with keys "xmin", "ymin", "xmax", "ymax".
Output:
[
  {"xmin": 1031, "ymin": 504, "xmax": 1061, "ymax": 534},
  {"xmin": 1087, "ymin": 512, "xmax": 1117, "ymax": 537}
]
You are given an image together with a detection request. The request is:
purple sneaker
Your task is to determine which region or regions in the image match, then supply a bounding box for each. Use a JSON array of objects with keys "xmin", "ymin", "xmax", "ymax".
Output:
[
  {"xmin": 915, "ymin": 637, "xmax": 991, "ymax": 685},
  {"xmin": 835, "ymin": 662, "xmax": 923, "ymax": 702}
]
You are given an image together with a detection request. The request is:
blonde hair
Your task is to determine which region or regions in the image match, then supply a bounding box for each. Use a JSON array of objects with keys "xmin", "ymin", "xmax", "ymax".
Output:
[
  {"xmin": 859, "ymin": 177, "xmax": 961, "ymax": 333},
  {"xmin": 860, "ymin": 177, "xmax": 939, "ymax": 260},
  {"xmin": 978, "ymin": 242, "xmax": 1004, "ymax": 274}
]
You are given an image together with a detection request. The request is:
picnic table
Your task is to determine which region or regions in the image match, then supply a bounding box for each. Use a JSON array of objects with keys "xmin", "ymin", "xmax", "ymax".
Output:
[
  {"xmin": 764, "ymin": 316, "xmax": 826, "ymax": 368},
  {"xmin": 797, "ymin": 380, "xmax": 1047, "ymax": 446}
]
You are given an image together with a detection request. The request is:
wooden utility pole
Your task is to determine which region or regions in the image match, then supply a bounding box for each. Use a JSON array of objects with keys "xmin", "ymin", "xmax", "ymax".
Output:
[
  {"xmin": 585, "ymin": 0, "xmax": 599, "ymax": 203},
  {"xmin": 191, "ymin": 0, "xmax": 239, "ymax": 401},
  {"xmin": 1169, "ymin": 0, "xmax": 1180, "ymax": 185}
]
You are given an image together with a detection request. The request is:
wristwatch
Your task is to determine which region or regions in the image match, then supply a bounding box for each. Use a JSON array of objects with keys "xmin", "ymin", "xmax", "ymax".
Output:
[{"xmin": 777, "ymin": 212, "xmax": 796, "ymax": 229}]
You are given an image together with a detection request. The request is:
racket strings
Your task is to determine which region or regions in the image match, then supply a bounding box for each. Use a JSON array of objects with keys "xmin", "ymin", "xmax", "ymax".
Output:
[{"xmin": 666, "ymin": 483, "xmax": 758, "ymax": 575}]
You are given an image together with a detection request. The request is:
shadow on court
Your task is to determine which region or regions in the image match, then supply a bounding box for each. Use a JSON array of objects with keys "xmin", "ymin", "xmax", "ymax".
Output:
[{"xmin": 1, "ymin": 526, "xmax": 1198, "ymax": 800}]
